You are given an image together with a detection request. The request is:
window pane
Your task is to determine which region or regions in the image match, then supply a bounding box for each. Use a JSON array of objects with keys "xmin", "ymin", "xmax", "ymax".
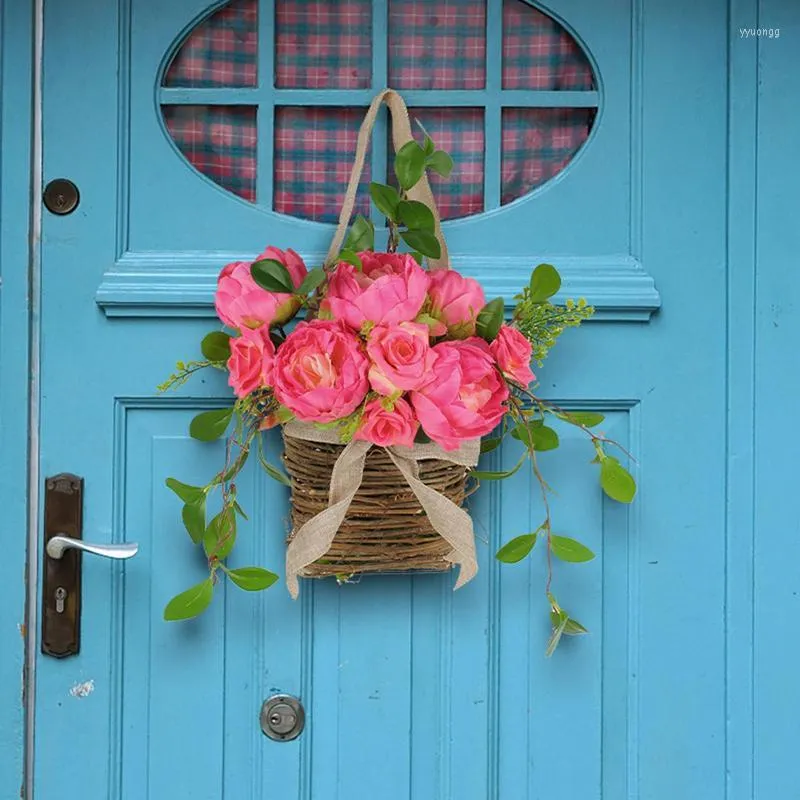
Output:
[
  {"xmin": 389, "ymin": 108, "xmax": 485, "ymax": 220},
  {"xmin": 501, "ymin": 108, "xmax": 592, "ymax": 204},
  {"xmin": 502, "ymin": 0, "xmax": 594, "ymax": 90},
  {"xmin": 164, "ymin": 0, "xmax": 257, "ymax": 88},
  {"xmin": 275, "ymin": 0, "xmax": 372, "ymax": 88},
  {"xmin": 388, "ymin": 0, "xmax": 486, "ymax": 89},
  {"xmin": 274, "ymin": 107, "xmax": 371, "ymax": 222},
  {"xmin": 162, "ymin": 106, "xmax": 257, "ymax": 201}
]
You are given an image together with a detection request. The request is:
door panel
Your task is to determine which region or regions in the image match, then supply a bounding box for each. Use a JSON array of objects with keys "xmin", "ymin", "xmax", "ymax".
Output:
[{"xmin": 35, "ymin": 0, "xmax": 729, "ymax": 798}]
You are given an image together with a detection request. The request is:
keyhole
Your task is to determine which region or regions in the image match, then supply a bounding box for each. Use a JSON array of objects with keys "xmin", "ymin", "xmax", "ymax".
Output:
[{"xmin": 55, "ymin": 586, "xmax": 67, "ymax": 614}]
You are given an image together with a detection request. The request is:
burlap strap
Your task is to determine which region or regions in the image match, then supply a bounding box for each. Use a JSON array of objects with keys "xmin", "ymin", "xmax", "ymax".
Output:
[
  {"xmin": 283, "ymin": 421, "xmax": 480, "ymax": 598},
  {"xmin": 325, "ymin": 88, "xmax": 450, "ymax": 271}
]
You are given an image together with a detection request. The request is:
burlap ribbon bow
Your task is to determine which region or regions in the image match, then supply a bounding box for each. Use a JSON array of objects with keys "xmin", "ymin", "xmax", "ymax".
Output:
[{"xmin": 284, "ymin": 421, "xmax": 480, "ymax": 599}]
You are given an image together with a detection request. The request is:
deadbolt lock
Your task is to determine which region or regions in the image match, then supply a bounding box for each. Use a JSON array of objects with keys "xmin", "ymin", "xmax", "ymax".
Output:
[{"xmin": 260, "ymin": 694, "xmax": 305, "ymax": 742}]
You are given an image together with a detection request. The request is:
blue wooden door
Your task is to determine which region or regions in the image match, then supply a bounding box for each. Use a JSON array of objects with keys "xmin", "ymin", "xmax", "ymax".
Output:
[{"xmin": 32, "ymin": 0, "xmax": 737, "ymax": 797}]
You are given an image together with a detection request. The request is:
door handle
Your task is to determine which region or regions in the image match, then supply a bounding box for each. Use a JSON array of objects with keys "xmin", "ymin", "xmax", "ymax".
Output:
[
  {"xmin": 41, "ymin": 473, "xmax": 137, "ymax": 658},
  {"xmin": 46, "ymin": 535, "xmax": 138, "ymax": 560}
]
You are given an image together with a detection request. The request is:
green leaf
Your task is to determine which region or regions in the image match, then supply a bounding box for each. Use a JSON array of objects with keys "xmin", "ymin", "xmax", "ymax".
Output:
[
  {"xmin": 496, "ymin": 533, "xmax": 538, "ymax": 563},
  {"xmin": 545, "ymin": 612, "xmax": 569, "ymax": 657},
  {"xmin": 414, "ymin": 428, "xmax": 432, "ymax": 444},
  {"xmin": 394, "ymin": 140, "xmax": 426, "ymax": 190},
  {"xmin": 251, "ymin": 258, "xmax": 295, "ymax": 293},
  {"xmin": 480, "ymin": 437, "xmax": 502, "ymax": 454},
  {"xmin": 297, "ymin": 267, "xmax": 326, "ymax": 296},
  {"xmin": 529, "ymin": 263, "xmax": 561, "ymax": 303},
  {"xmin": 226, "ymin": 566, "xmax": 279, "ymax": 592},
  {"xmin": 512, "ymin": 422, "xmax": 560, "ymax": 451},
  {"xmin": 181, "ymin": 499, "xmax": 206, "ymax": 544},
  {"xmin": 470, "ymin": 453, "xmax": 526, "ymax": 481},
  {"xmin": 557, "ymin": 410, "xmax": 605, "ymax": 428},
  {"xmin": 189, "ymin": 407, "xmax": 233, "ymax": 441},
  {"xmin": 397, "ymin": 200, "xmax": 435, "ymax": 231},
  {"xmin": 530, "ymin": 425, "xmax": 559, "ymax": 450},
  {"xmin": 165, "ymin": 477, "xmax": 205, "ymax": 505},
  {"xmin": 369, "ymin": 182, "xmax": 401, "ymax": 220},
  {"xmin": 201, "ymin": 331, "xmax": 231, "ymax": 362},
  {"xmin": 414, "ymin": 119, "xmax": 436, "ymax": 155},
  {"xmin": 426, "ymin": 149, "xmax": 454, "ymax": 178},
  {"xmin": 409, "ymin": 251, "xmax": 424, "ymax": 265},
  {"xmin": 475, "ymin": 297, "xmax": 505, "ymax": 342},
  {"xmin": 344, "ymin": 214, "xmax": 375, "ymax": 251},
  {"xmin": 233, "ymin": 500, "xmax": 249, "ymax": 520},
  {"xmin": 337, "ymin": 249, "xmax": 363, "ymax": 269},
  {"xmin": 204, "ymin": 507, "xmax": 237, "ymax": 559},
  {"xmin": 261, "ymin": 460, "xmax": 292, "ymax": 487},
  {"xmin": 163, "ymin": 578, "xmax": 214, "ymax": 621},
  {"xmin": 551, "ymin": 535, "xmax": 595, "ymax": 563},
  {"xmin": 399, "ymin": 229, "xmax": 441, "ymax": 259},
  {"xmin": 563, "ymin": 617, "xmax": 589, "ymax": 636},
  {"xmin": 600, "ymin": 456, "xmax": 637, "ymax": 503}
]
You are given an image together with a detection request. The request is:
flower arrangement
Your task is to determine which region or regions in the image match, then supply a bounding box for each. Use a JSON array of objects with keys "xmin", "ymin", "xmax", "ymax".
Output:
[{"xmin": 159, "ymin": 91, "xmax": 636, "ymax": 656}]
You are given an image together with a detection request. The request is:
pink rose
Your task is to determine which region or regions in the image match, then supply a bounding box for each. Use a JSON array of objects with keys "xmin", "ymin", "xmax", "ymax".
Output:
[
  {"xmin": 214, "ymin": 246, "xmax": 307, "ymax": 330},
  {"xmin": 226, "ymin": 327, "xmax": 276, "ymax": 399},
  {"xmin": 490, "ymin": 325, "xmax": 535, "ymax": 387},
  {"xmin": 366, "ymin": 322, "xmax": 435, "ymax": 396},
  {"xmin": 426, "ymin": 269, "xmax": 486, "ymax": 338},
  {"xmin": 321, "ymin": 252, "xmax": 429, "ymax": 331},
  {"xmin": 354, "ymin": 397, "xmax": 418, "ymax": 448},
  {"xmin": 272, "ymin": 320, "xmax": 369, "ymax": 422},
  {"xmin": 411, "ymin": 338, "xmax": 509, "ymax": 450}
]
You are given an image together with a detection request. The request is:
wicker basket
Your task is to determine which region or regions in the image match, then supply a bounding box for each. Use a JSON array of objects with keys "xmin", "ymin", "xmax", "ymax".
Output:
[{"xmin": 283, "ymin": 431, "xmax": 473, "ymax": 578}]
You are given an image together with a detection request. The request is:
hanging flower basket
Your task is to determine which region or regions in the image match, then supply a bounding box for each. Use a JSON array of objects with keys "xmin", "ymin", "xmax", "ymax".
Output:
[{"xmin": 159, "ymin": 88, "xmax": 637, "ymax": 656}]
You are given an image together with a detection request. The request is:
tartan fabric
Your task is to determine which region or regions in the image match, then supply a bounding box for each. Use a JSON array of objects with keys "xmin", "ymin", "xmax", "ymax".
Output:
[
  {"xmin": 162, "ymin": 105, "xmax": 257, "ymax": 201},
  {"xmin": 392, "ymin": 108, "xmax": 485, "ymax": 219},
  {"xmin": 502, "ymin": 0, "xmax": 594, "ymax": 90},
  {"xmin": 388, "ymin": 0, "xmax": 486, "ymax": 90},
  {"xmin": 160, "ymin": 0, "xmax": 595, "ymax": 217},
  {"xmin": 273, "ymin": 107, "xmax": 371, "ymax": 223},
  {"xmin": 275, "ymin": 0, "xmax": 372, "ymax": 88},
  {"xmin": 500, "ymin": 107, "xmax": 593, "ymax": 204},
  {"xmin": 164, "ymin": 0, "xmax": 257, "ymax": 88}
]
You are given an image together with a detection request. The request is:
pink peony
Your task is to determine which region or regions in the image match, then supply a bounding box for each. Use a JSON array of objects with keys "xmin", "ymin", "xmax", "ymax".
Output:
[
  {"xmin": 321, "ymin": 252, "xmax": 429, "ymax": 331},
  {"xmin": 354, "ymin": 397, "xmax": 418, "ymax": 448},
  {"xmin": 272, "ymin": 320, "xmax": 369, "ymax": 422},
  {"xmin": 226, "ymin": 327, "xmax": 276, "ymax": 399},
  {"xmin": 490, "ymin": 325, "xmax": 535, "ymax": 387},
  {"xmin": 411, "ymin": 338, "xmax": 509, "ymax": 450},
  {"xmin": 366, "ymin": 322, "xmax": 435, "ymax": 396},
  {"xmin": 426, "ymin": 269, "xmax": 486, "ymax": 338},
  {"xmin": 214, "ymin": 246, "xmax": 307, "ymax": 330}
]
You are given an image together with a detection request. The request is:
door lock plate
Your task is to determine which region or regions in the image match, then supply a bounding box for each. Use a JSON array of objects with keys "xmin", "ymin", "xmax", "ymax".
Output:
[
  {"xmin": 260, "ymin": 695, "xmax": 305, "ymax": 741},
  {"xmin": 43, "ymin": 179, "xmax": 80, "ymax": 215},
  {"xmin": 42, "ymin": 474, "xmax": 83, "ymax": 657}
]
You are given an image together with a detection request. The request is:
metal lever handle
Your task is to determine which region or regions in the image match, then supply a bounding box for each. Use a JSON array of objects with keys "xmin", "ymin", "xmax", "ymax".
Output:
[{"xmin": 46, "ymin": 535, "xmax": 138, "ymax": 561}]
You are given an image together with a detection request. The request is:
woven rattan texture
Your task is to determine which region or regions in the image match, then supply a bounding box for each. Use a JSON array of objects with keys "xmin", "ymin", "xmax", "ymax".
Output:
[{"xmin": 283, "ymin": 433, "xmax": 472, "ymax": 577}]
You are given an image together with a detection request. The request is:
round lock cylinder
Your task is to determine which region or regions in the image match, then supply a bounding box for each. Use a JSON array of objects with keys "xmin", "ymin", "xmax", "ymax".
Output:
[{"xmin": 260, "ymin": 694, "xmax": 305, "ymax": 741}]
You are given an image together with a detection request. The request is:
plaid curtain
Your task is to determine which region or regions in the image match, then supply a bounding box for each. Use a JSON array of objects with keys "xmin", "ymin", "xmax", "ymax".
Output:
[
  {"xmin": 164, "ymin": 0, "xmax": 257, "ymax": 87},
  {"xmin": 162, "ymin": 0, "xmax": 594, "ymax": 218},
  {"xmin": 275, "ymin": 0, "xmax": 373, "ymax": 88}
]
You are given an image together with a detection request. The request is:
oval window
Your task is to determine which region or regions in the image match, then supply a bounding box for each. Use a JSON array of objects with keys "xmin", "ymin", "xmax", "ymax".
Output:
[{"xmin": 160, "ymin": 0, "xmax": 598, "ymax": 222}]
